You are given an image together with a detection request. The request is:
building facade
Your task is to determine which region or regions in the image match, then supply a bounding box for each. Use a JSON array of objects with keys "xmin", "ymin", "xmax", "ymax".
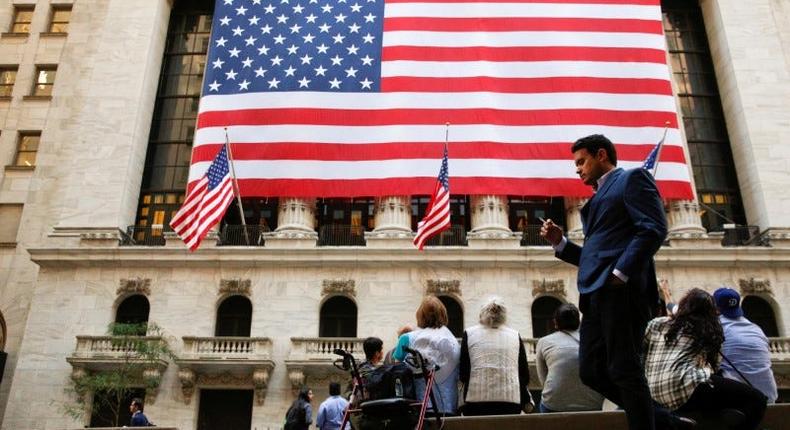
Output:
[{"xmin": 0, "ymin": 0, "xmax": 789, "ymax": 429}]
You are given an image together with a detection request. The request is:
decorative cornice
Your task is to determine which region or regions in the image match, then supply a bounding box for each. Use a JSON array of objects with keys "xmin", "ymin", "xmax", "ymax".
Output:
[
  {"xmin": 739, "ymin": 277, "xmax": 772, "ymax": 295},
  {"xmin": 532, "ymin": 279, "xmax": 566, "ymax": 298},
  {"xmin": 117, "ymin": 277, "xmax": 151, "ymax": 296},
  {"xmin": 321, "ymin": 279, "xmax": 356, "ymax": 297},
  {"xmin": 219, "ymin": 278, "xmax": 252, "ymax": 297},
  {"xmin": 426, "ymin": 279, "xmax": 461, "ymax": 296},
  {"xmin": 27, "ymin": 246, "xmax": 790, "ymax": 269}
]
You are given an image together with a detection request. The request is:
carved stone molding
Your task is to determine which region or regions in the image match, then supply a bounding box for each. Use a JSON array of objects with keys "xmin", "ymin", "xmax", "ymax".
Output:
[
  {"xmin": 117, "ymin": 277, "xmax": 151, "ymax": 297},
  {"xmin": 196, "ymin": 372, "xmax": 251, "ymax": 386},
  {"xmin": 252, "ymin": 368, "xmax": 271, "ymax": 405},
  {"xmin": 219, "ymin": 278, "xmax": 252, "ymax": 297},
  {"xmin": 178, "ymin": 368, "xmax": 196, "ymax": 404},
  {"xmin": 143, "ymin": 368, "xmax": 163, "ymax": 404},
  {"xmin": 739, "ymin": 278, "xmax": 772, "ymax": 295},
  {"xmin": 322, "ymin": 279, "xmax": 356, "ymax": 298},
  {"xmin": 425, "ymin": 279, "xmax": 461, "ymax": 296},
  {"xmin": 289, "ymin": 368, "xmax": 305, "ymax": 389},
  {"xmin": 532, "ymin": 279, "xmax": 566, "ymax": 298}
]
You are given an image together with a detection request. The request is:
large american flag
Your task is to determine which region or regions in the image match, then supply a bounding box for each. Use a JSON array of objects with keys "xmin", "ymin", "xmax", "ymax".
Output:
[
  {"xmin": 414, "ymin": 145, "xmax": 450, "ymax": 249},
  {"xmin": 190, "ymin": 0, "xmax": 693, "ymax": 200},
  {"xmin": 171, "ymin": 145, "xmax": 235, "ymax": 251}
]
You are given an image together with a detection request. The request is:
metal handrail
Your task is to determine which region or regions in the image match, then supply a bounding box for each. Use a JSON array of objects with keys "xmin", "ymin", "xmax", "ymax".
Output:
[{"xmin": 317, "ymin": 224, "xmax": 367, "ymax": 246}]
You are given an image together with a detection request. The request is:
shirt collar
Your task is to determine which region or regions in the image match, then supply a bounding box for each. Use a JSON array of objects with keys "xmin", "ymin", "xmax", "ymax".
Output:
[{"xmin": 596, "ymin": 168, "xmax": 616, "ymax": 191}]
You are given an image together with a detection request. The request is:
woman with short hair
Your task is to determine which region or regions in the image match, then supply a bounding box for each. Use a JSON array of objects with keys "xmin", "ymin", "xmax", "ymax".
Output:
[
  {"xmin": 392, "ymin": 295, "xmax": 460, "ymax": 415},
  {"xmin": 459, "ymin": 297, "xmax": 530, "ymax": 416}
]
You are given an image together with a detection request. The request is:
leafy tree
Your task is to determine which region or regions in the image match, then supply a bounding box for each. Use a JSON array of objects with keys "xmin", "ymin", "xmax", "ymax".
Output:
[{"xmin": 63, "ymin": 322, "xmax": 175, "ymax": 427}]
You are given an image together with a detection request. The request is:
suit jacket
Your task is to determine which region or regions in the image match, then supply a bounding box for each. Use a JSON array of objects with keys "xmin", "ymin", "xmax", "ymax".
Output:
[{"xmin": 557, "ymin": 168, "xmax": 667, "ymax": 301}]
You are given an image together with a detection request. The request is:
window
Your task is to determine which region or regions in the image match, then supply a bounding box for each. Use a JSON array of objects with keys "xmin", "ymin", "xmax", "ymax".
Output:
[
  {"xmin": 14, "ymin": 132, "xmax": 40, "ymax": 167},
  {"xmin": 438, "ymin": 296, "xmax": 464, "ymax": 338},
  {"xmin": 531, "ymin": 296, "xmax": 563, "ymax": 338},
  {"xmin": 662, "ymin": 0, "xmax": 746, "ymax": 231},
  {"xmin": 741, "ymin": 296, "xmax": 779, "ymax": 337},
  {"xmin": 319, "ymin": 296, "xmax": 357, "ymax": 337},
  {"xmin": 0, "ymin": 204, "xmax": 23, "ymax": 243},
  {"xmin": 0, "ymin": 67, "xmax": 17, "ymax": 97},
  {"xmin": 136, "ymin": 4, "xmax": 213, "ymax": 235},
  {"xmin": 32, "ymin": 66, "xmax": 57, "ymax": 96},
  {"xmin": 9, "ymin": 6, "xmax": 34, "ymax": 34},
  {"xmin": 215, "ymin": 296, "xmax": 252, "ymax": 337},
  {"xmin": 114, "ymin": 295, "xmax": 150, "ymax": 335},
  {"xmin": 48, "ymin": 5, "xmax": 71, "ymax": 33}
]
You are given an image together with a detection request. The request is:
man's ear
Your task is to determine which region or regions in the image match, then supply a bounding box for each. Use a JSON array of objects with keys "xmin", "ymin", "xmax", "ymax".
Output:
[{"xmin": 596, "ymin": 148, "xmax": 609, "ymax": 163}]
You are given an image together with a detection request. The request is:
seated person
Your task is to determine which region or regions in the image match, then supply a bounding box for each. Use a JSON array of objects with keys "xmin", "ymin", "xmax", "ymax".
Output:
[
  {"xmin": 392, "ymin": 296, "xmax": 460, "ymax": 415},
  {"xmin": 460, "ymin": 297, "xmax": 530, "ymax": 416},
  {"xmin": 535, "ymin": 303, "xmax": 604, "ymax": 412},
  {"xmin": 714, "ymin": 287, "xmax": 778, "ymax": 403},
  {"xmin": 643, "ymin": 288, "xmax": 767, "ymax": 430}
]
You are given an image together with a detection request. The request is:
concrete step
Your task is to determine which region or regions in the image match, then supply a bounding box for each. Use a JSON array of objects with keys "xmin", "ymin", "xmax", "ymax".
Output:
[{"xmin": 426, "ymin": 404, "xmax": 790, "ymax": 430}]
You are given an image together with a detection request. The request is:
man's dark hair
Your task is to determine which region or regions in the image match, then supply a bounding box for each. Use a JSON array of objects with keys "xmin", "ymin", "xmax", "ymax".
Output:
[
  {"xmin": 554, "ymin": 303, "xmax": 581, "ymax": 331},
  {"xmin": 329, "ymin": 382, "xmax": 341, "ymax": 396},
  {"xmin": 571, "ymin": 134, "xmax": 617, "ymax": 166},
  {"xmin": 131, "ymin": 397, "xmax": 144, "ymax": 411},
  {"xmin": 363, "ymin": 336, "xmax": 383, "ymax": 360}
]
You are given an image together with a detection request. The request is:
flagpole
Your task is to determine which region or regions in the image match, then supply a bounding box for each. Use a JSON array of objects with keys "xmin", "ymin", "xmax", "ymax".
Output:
[
  {"xmin": 224, "ymin": 127, "xmax": 250, "ymax": 246},
  {"xmin": 652, "ymin": 121, "xmax": 670, "ymax": 178}
]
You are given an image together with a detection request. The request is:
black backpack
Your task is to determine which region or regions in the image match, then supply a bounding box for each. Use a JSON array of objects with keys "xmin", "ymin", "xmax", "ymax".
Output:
[
  {"xmin": 365, "ymin": 363, "xmax": 416, "ymax": 401},
  {"xmin": 283, "ymin": 400, "xmax": 306, "ymax": 430}
]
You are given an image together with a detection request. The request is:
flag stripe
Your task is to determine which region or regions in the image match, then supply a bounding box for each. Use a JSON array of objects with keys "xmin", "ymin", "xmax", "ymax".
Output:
[
  {"xmin": 188, "ymin": 159, "xmax": 691, "ymax": 182},
  {"xmin": 194, "ymin": 124, "xmax": 684, "ymax": 146},
  {"xmin": 385, "ymin": 0, "xmax": 659, "ymax": 4},
  {"xmin": 198, "ymin": 108, "xmax": 678, "ymax": 128},
  {"xmin": 380, "ymin": 76, "xmax": 672, "ymax": 93},
  {"xmin": 191, "ymin": 142, "xmax": 687, "ymax": 164},
  {"xmin": 383, "ymin": 31, "xmax": 665, "ymax": 50},
  {"xmin": 380, "ymin": 60, "xmax": 671, "ymax": 79},
  {"xmin": 383, "ymin": 17, "xmax": 663, "ymax": 33},
  {"xmin": 382, "ymin": 46, "xmax": 668, "ymax": 63},
  {"xmin": 198, "ymin": 92, "xmax": 675, "ymax": 111},
  {"xmin": 229, "ymin": 177, "xmax": 692, "ymax": 200},
  {"xmin": 384, "ymin": 3, "xmax": 661, "ymax": 20}
]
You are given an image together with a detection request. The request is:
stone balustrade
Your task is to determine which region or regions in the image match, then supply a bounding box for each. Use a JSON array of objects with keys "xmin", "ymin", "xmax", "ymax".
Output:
[
  {"xmin": 768, "ymin": 337, "xmax": 790, "ymax": 361},
  {"xmin": 71, "ymin": 335, "xmax": 165, "ymax": 358},
  {"xmin": 289, "ymin": 337, "xmax": 366, "ymax": 362},
  {"xmin": 181, "ymin": 336, "xmax": 272, "ymax": 360}
]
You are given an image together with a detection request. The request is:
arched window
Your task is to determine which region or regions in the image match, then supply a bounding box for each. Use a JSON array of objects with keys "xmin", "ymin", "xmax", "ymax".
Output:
[
  {"xmin": 215, "ymin": 296, "xmax": 252, "ymax": 337},
  {"xmin": 532, "ymin": 296, "xmax": 563, "ymax": 338},
  {"xmin": 114, "ymin": 295, "xmax": 150, "ymax": 335},
  {"xmin": 319, "ymin": 296, "xmax": 357, "ymax": 337},
  {"xmin": 742, "ymin": 296, "xmax": 779, "ymax": 337},
  {"xmin": 438, "ymin": 296, "xmax": 464, "ymax": 338}
]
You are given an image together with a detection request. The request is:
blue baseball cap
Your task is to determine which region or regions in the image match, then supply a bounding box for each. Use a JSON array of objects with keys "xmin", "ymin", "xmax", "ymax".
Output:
[{"xmin": 713, "ymin": 288, "xmax": 743, "ymax": 319}]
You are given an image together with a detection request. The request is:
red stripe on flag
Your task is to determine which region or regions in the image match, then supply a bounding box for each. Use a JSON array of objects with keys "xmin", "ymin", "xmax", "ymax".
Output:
[
  {"xmin": 383, "ymin": 17, "xmax": 664, "ymax": 33},
  {"xmin": 227, "ymin": 177, "xmax": 694, "ymax": 200},
  {"xmin": 381, "ymin": 76, "xmax": 672, "ymax": 94},
  {"xmin": 382, "ymin": 46, "xmax": 668, "ymax": 63},
  {"xmin": 198, "ymin": 109, "xmax": 679, "ymax": 128},
  {"xmin": 384, "ymin": 0, "xmax": 659, "ymax": 4},
  {"xmin": 191, "ymin": 142, "xmax": 687, "ymax": 164}
]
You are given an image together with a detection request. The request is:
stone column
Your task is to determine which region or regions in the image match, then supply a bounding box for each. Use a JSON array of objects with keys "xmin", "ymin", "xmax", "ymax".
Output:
[
  {"xmin": 265, "ymin": 198, "xmax": 317, "ymax": 248},
  {"xmin": 565, "ymin": 197, "xmax": 587, "ymax": 242},
  {"xmin": 366, "ymin": 196, "xmax": 414, "ymax": 248},
  {"xmin": 468, "ymin": 195, "xmax": 519, "ymax": 248},
  {"xmin": 666, "ymin": 199, "xmax": 720, "ymax": 247}
]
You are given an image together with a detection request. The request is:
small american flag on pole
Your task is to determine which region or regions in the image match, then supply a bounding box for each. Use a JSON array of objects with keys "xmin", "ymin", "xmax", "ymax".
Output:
[
  {"xmin": 170, "ymin": 145, "xmax": 236, "ymax": 251},
  {"xmin": 413, "ymin": 145, "xmax": 450, "ymax": 250}
]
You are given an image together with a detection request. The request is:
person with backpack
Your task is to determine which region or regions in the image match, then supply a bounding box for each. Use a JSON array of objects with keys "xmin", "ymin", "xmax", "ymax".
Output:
[{"xmin": 284, "ymin": 387, "xmax": 313, "ymax": 430}]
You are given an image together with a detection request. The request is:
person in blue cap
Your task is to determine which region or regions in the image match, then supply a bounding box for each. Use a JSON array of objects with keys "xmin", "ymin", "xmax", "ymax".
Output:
[{"xmin": 714, "ymin": 287, "xmax": 778, "ymax": 403}]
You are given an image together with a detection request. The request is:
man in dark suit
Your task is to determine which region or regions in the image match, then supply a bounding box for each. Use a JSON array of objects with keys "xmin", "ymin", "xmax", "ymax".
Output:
[{"xmin": 541, "ymin": 134, "xmax": 684, "ymax": 430}]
